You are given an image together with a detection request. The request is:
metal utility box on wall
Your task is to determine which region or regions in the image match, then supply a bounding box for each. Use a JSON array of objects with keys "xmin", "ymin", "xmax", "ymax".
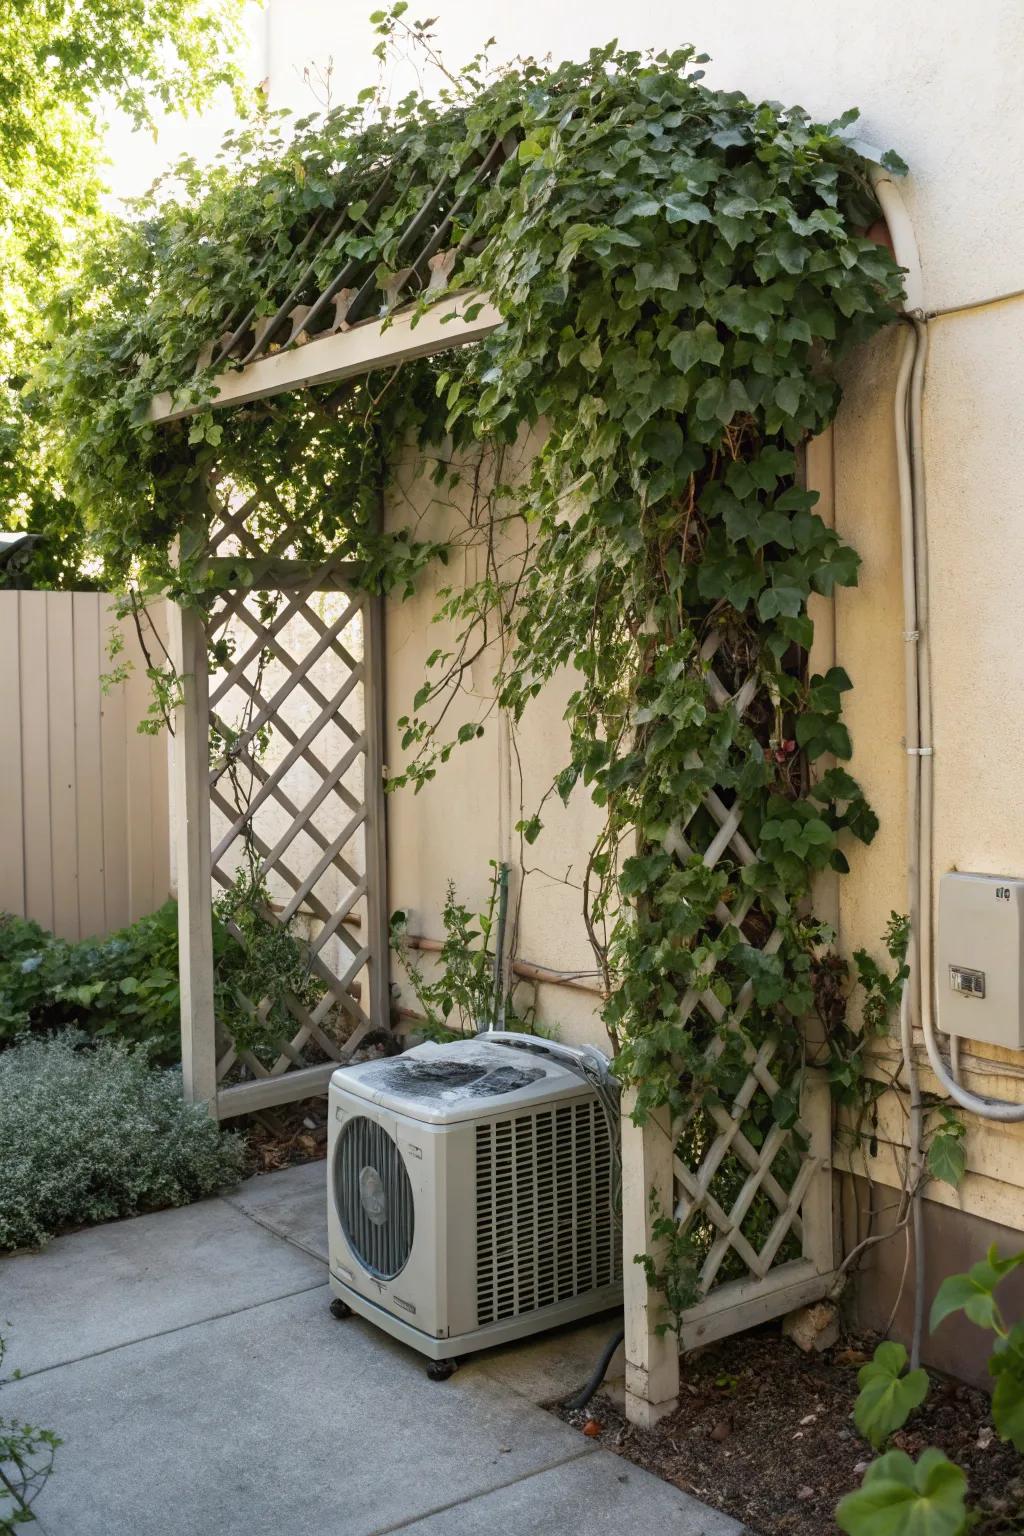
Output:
[{"xmin": 938, "ymin": 872, "xmax": 1024, "ymax": 1050}]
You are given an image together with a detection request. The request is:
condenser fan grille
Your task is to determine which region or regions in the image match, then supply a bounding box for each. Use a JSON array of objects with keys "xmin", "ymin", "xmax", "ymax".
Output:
[
  {"xmin": 475, "ymin": 1100, "xmax": 620, "ymax": 1327},
  {"xmin": 335, "ymin": 1116, "xmax": 414, "ymax": 1280}
]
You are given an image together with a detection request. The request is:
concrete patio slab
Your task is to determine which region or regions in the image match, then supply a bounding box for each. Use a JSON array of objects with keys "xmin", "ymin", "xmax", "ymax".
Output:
[
  {"xmin": 4, "ymin": 1285, "xmax": 598, "ymax": 1536},
  {"xmin": 463, "ymin": 1308, "xmax": 625, "ymax": 1405},
  {"xmin": 1, "ymin": 1163, "xmax": 751, "ymax": 1535},
  {"xmin": 1, "ymin": 1195, "xmax": 326, "ymax": 1377},
  {"xmin": 393, "ymin": 1452, "xmax": 746, "ymax": 1535},
  {"xmin": 224, "ymin": 1157, "xmax": 329, "ymax": 1260}
]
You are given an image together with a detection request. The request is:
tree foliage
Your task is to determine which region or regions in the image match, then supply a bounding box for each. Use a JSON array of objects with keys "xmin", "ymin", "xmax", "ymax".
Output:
[{"xmin": 0, "ymin": 0, "xmax": 245, "ymax": 587}]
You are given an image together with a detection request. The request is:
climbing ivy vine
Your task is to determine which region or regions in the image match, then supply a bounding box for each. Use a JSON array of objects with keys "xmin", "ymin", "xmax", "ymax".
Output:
[{"xmin": 41, "ymin": 26, "xmax": 908, "ymax": 1138}]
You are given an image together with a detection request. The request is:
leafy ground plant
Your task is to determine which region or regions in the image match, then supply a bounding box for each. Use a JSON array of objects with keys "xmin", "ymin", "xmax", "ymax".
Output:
[
  {"xmin": 0, "ymin": 1334, "xmax": 59, "ymax": 1532},
  {"xmin": 837, "ymin": 1246, "xmax": 1024, "ymax": 1535},
  {"xmin": 0, "ymin": 905, "xmax": 183, "ymax": 1060},
  {"xmin": 0, "ymin": 891, "xmax": 329, "ymax": 1066},
  {"xmin": 0, "ymin": 1033, "xmax": 247, "ymax": 1252},
  {"xmin": 390, "ymin": 866, "xmax": 527, "ymax": 1036}
]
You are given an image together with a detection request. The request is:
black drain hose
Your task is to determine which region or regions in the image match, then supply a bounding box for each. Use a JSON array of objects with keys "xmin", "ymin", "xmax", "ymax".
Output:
[{"xmin": 562, "ymin": 1324, "xmax": 625, "ymax": 1412}]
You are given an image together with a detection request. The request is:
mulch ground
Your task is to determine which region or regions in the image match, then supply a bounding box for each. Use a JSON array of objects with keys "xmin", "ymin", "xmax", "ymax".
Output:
[
  {"xmin": 241, "ymin": 1096, "xmax": 329, "ymax": 1172},
  {"xmin": 240, "ymin": 1035, "xmax": 399, "ymax": 1172},
  {"xmin": 557, "ymin": 1328, "xmax": 1024, "ymax": 1534}
]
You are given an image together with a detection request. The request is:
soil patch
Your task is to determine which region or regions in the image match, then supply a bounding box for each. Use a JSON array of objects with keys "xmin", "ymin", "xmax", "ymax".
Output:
[
  {"xmin": 241, "ymin": 1096, "xmax": 329, "ymax": 1172},
  {"xmin": 240, "ymin": 1033, "xmax": 400, "ymax": 1172},
  {"xmin": 556, "ymin": 1328, "xmax": 1024, "ymax": 1534}
]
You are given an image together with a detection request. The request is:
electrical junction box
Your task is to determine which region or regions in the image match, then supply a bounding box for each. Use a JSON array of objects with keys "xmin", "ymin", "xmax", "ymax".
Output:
[{"xmin": 938, "ymin": 872, "xmax": 1024, "ymax": 1050}]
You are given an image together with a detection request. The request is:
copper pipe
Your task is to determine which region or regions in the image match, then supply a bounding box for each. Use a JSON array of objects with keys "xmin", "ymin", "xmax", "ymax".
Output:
[{"xmin": 399, "ymin": 932, "xmax": 605, "ymax": 997}]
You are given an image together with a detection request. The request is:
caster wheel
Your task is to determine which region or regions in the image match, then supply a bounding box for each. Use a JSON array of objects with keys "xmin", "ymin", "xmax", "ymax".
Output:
[
  {"xmin": 329, "ymin": 1298, "xmax": 353, "ymax": 1320},
  {"xmin": 426, "ymin": 1358, "xmax": 458, "ymax": 1382}
]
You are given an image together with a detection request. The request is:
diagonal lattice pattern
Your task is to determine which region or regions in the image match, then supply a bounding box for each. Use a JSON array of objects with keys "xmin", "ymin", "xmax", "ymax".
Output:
[
  {"xmin": 197, "ymin": 467, "xmax": 387, "ymax": 1101},
  {"xmin": 669, "ymin": 634, "xmax": 826, "ymax": 1300}
]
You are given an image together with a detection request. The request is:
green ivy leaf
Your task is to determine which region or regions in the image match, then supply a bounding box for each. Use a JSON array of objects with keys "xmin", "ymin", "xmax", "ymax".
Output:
[
  {"xmin": 881, "ymin": 149, "xmax": 910, "ymax": 176},
  {"xmin": 668, "ymin": 322, "xmax": 724, "ymax": 373},
  {"xmin": 854, "ymin": 1342, "xmax": 930, "ymax": 1448},
  {"xmin": 774, "ymin": 376, "xmax": 803, "ymax": 416},
  {"xmin": 757, "ymin": 580, "xmax": 806, "ymax": 620},
  {"xmin": 772, "ymin": 1086, "xmax": 799, "ymax": 1128},
  {"xmin": 663, "ymin": 193, "xmax": 712, "ymax": 224},
  {"xmin": 927, "ymin": 1130, "xmax": 966, "ymax": 1189}
]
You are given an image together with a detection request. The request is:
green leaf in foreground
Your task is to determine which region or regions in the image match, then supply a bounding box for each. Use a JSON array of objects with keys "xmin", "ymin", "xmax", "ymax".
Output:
[
  {"xmin": 854, "ymin": 1342, "xmax": 929, "ymax": 1449},
  {"xmin": 991, "ymin": 1322, "xmax": 1024, "ymax": 1451},
  {"xmin": 930, "ymin": 1245, "xmax": 1024, "ymax": 1332},
  {"xmin": 836, "ymin": 1448, "xmax": 968, "ymax": 1536}
]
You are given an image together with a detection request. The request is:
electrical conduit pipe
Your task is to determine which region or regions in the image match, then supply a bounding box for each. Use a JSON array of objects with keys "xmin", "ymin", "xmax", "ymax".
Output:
[{"xmin": 871, "ymin": 167, "xmax": 1024, "ymax": 1125}]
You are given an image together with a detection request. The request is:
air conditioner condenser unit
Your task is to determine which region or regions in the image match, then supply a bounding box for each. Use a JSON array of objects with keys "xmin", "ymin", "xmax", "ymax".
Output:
[{"xmin": 326, "ymin": 1032, "xmax": 622, "ymax": 1377}]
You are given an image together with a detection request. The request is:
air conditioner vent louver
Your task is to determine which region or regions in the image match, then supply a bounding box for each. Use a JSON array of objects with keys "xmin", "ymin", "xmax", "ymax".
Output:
[
  {"xmin": 335, "ymin": 1115, "xmax": 414, "ymax": 1280},
  {"xmin": 475, "ymin": 1100, "xmax": 620, "ymax": 1327}
]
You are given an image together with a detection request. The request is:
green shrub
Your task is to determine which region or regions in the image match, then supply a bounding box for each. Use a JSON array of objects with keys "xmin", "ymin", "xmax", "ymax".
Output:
[
  {"xmin": 0, "ymin": 903, "xmax": 182, "ymax": 1060},
  {"xmin": 0, "ymin": 1033, "xmax": 248, "ymax": 1251},
  {"xmin": 0, "ymin": 883, "xmax": 331, "ymax": 1065}
]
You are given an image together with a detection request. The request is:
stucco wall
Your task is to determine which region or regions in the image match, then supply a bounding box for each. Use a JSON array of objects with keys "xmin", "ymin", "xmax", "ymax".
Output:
[
  {"xmin": 383, "ymin": 437, "xmax": 609, "ymax": 1044},
  {"xmin": 262, "ymin": 2, "xmax": 1024, "ymax": 1235}
]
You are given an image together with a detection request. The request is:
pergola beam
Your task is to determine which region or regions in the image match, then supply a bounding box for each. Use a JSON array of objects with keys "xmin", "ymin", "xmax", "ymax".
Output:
[{"xmin": 148, "ymin": 292, "xmax": 500, "ymax": 423}]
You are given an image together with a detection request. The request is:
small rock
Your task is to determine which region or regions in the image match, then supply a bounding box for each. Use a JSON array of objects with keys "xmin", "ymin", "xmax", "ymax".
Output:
[
  {"xmin": 838, "ymin": 1429, "xmax": 852, "ymax": 1442},
  {"xmin": 977, "ymin": 1425, "xmax": 994, "ymax": 1450},
  {"xmin": 797, "ymin": 1486, "xmax": 815, "ymax": 1501},
  {"xmin": 783, "ymin": 1301, "xmax": 840, "ymax": 1353},
  {"xmin": 800, "ymin": 1413, "xmax": 817, "ymax": 1426},
  {"xmin": 583, "ymin": 1419, "xmax": 602, "ymax": 1438},
  {"xmin": 854, "ymin": 1460, "xmax": 870, "ymax": 1476},
  {"xmin": 710, "ymin": 1421, "xmax": 731, "ymax": 1442}
]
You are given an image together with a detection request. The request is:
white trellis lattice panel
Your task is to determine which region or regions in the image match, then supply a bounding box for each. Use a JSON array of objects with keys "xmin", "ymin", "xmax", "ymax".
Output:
[
  {"xmin": 622, "ymin": 630, "xmax": 835, "ymax": 1424},
  {"xmin": 170, "ymin": 469, "xmax": 390, "ymax": 1119}
]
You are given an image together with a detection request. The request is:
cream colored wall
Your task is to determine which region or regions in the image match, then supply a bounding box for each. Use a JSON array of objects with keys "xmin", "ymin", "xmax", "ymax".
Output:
[
  {"xmin": 262, "ymin": 0, "xmax": 1024, "ymax": 1215},
  {"xmin": 384, "ymin": 439, "xmax": 609, "ymax": 1046}
]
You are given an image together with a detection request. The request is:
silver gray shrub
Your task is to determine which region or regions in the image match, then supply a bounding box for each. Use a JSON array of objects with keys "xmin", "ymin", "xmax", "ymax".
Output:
[{"xmin": 0, "ymin": 1032, "xmax": 247, "ymax": 1250}]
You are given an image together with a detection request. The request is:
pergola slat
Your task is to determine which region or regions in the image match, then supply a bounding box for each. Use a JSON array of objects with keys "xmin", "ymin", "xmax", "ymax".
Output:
[{"xmin": 149, "ymin": 294, "xmax": 500, "ymax": 422}]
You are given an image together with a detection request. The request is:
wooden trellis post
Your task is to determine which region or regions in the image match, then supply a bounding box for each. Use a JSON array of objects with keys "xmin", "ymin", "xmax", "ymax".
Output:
[
  {"xmin": 622, "ymin": 1096, "xmax": 680, "ymax": 1425},
  {"xmin": 361, "ymin": 591, "xmax": 391, "ymax": 1035},
  {"xmin": 169, "ymin": 600, "xmax": 218, "ymax": 1109}
]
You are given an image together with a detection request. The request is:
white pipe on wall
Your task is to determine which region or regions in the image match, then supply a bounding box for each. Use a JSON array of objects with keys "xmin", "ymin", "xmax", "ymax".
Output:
[{"xmin": 869, "ymin": 168, "xmax": 1024, "ymax": 1124}]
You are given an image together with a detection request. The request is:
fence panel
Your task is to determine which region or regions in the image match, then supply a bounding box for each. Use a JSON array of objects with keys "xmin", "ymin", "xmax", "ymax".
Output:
[{"xmin": 0, "ymin": 590, "xmax": 171, "ymax": 940}]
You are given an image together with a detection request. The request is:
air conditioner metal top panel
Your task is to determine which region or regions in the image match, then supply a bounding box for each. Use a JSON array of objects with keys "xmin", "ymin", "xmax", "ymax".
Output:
[{"xmin": 330, "ymin": 1036, "xmax": 593, "ymax": 1125}]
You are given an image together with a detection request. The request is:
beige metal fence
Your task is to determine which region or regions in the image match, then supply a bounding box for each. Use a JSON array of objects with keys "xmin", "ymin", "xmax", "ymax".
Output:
[{"xmin": 0, "ymin": 590, "xmax": 171, "ymax": 941}]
